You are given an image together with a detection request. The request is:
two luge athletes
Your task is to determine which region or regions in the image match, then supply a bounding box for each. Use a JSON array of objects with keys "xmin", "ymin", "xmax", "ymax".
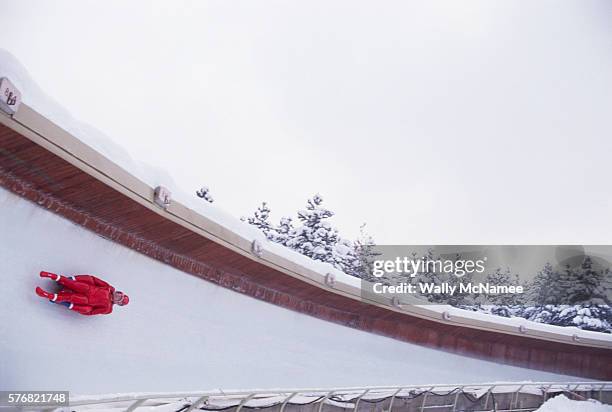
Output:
[{"xmin": 35, "ymin": 271, "xmax": 129, "ymax": 316}]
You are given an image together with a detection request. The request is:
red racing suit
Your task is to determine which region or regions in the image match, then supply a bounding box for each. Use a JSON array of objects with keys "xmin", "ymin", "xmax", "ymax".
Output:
[{"xmin": 46, "ymin": 274, "xmax": 115, "ymax": 315}]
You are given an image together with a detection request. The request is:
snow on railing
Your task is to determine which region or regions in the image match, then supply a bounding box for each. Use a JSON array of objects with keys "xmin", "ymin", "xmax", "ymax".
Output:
[{"xmin": 61, "ymin": 381, "xmax": 612, "ymax": 412}]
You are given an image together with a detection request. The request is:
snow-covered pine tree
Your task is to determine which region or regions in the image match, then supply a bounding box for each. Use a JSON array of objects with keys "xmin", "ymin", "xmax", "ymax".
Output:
[
  {"xmin": 411, "ymin": 251, "xmax": 476, "ymax": 306},
  {"xmin": 601, "ymin": 267, "xmax": 612, "ymax": 306},
  {"xmin": 285, "ymin": 194, "xmax": 335, "ymax": 259},
  {"xmin": 512, "ymin": 304, "xmax": 612, "ymax": 332},
  {"xmin": 446, "ymin": 254, "xmax": 477, "ymax": 307},
  {"xmin": 351, "ymin": 223, "xmax": 381, "ymax": 281},
  {"xmin": 285, "ymin": 194, "xmax": 358, "ymax": 273},
  {"xmin": 527, "ymin": 262, "xmax": 560, "ymax": 305},
  {"xmin": 566, "ymin": 256, "xmax": 604, "ymax": 304},
  {"xmin": 446, "ymin": 260, "xmax": 612, "ymax": 332},
  {"xmin": 332, "ymin": 237, "xmax": 361, "ymax": 277},
  {"xmin": 244, "ymin": 202, "xmax": 274, "ymax": 239},
  {"xmin": 413, "ymin": 249, "xmax": 445, "ymax": 303},
  {"xmin": 568, "ymin": 305, "xmax": 612, "ymax": 332},
  {"xmin": 484, "ymin": 268, "xmax": 523, "ymax": 306},
  {"xmin": 196, "ymin": 186, "xmax": 214, "ymax": 203},
  {"xmin": 547, "ymin": 264, "xmax": 571, "ymax": 306},
  {"xmin": 242, "ymin": 195, "xmax": 361, "ymax": 276},
  {"xmin": 272, "ymin": 216, "xmax": 294, "ymax": 246}
]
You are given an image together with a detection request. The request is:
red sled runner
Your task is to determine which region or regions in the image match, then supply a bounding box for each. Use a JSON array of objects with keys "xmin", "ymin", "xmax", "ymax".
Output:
[{"xmin": 36, "ymin": 271, "xmax": 129, "ymax": 315}]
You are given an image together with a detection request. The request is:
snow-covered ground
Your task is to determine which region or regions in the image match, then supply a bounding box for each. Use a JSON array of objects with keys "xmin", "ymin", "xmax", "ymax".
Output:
[
  {"xmin": 534, "ymin": 395, "xmax": 612, "ymax": 412},
  {"xmin": 0, "ymin": 187, "xmax": 583, "ymax": 394}
]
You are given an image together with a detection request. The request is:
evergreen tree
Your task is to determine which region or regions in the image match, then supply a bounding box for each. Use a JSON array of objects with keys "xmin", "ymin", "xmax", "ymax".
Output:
[
  {"xmin": 332, "ymin": 238, "xmax": 360, "ymax": 277},
  {"xmin": 567, "ymin": 256, "xmax": 603, "ymax": 304},
  {"xmin": 446, "ymin": 254, "xmax": 476, "ymax": 307},
  {"xmin": 413, "ymin": 250, "xmax": 447, "ymax": 303},
  {"xmin": 242, "ymin": 194, "xmax": 362, "ymax": 275},
  {"xmin": 411, "ymin": 251, "xmax": 476, "ymax": 306},
  {"xmin": 352, "ymin": 223, "xmax": 381, "ymax": 281},
  {"xmin": 272, "ymin": 216, "xmax": 294, "ymax": 246},
  {"xmin": 280, "ymin": 194, "xmax": 359, "ymax": 274},
  {"xmin": 285, "ymin": 194, "xmax": 337, "ymax": 260},
  {"xmin": 600, "ymin": 268, "xmax": 612, "ymax": 306},
  {"xmin": 244, "ymin": 202, "xmax": 274, "ymax": 239},
  {"xmin": 484, "ymin": 268, "xmax": 522, "ymax": 306},
  {"xmin": 528, "ymin": 263, "xmax": 562, "ymax": 305}
]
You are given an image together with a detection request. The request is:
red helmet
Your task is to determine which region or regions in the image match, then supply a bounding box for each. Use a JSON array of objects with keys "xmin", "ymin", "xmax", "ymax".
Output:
[
  {"xmin": 114, "ymin": 291, "xmax": 130, "ymax": 306},
  {"xmin": 120, "ymin": 294, "xmax": 129, "ymax": 306}
]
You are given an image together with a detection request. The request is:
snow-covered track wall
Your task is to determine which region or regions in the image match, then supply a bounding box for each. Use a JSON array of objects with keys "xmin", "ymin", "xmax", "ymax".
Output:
[{"xmin": 1, "ymin": 102, "xmax": 611, "ymax": 380}]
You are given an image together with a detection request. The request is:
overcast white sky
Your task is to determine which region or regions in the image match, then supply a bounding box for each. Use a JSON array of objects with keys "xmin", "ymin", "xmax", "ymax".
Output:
[{"xmin": 1, "ymin": 1, "xmax": 611, "ymax": 244}]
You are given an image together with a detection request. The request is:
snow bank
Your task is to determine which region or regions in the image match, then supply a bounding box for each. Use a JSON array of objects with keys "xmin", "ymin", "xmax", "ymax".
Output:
[{"xmin": 535, "ymin": 395, "xmax": 612, "ymax": 412}]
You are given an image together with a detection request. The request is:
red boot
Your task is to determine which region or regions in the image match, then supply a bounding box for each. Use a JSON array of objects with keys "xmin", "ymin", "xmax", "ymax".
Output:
[
  {"xmin": 40, "ymin": 271, "xmax": 60, "ymax": 281},
  {"xmin": 35, "ymin": 286, "xmax": 55, "ymax": 300}
]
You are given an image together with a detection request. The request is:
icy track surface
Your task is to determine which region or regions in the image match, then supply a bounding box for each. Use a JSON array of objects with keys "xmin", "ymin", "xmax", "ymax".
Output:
[{"xmin": 0, "ymin": 188, "xmax": 581, "ymax": 394}]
